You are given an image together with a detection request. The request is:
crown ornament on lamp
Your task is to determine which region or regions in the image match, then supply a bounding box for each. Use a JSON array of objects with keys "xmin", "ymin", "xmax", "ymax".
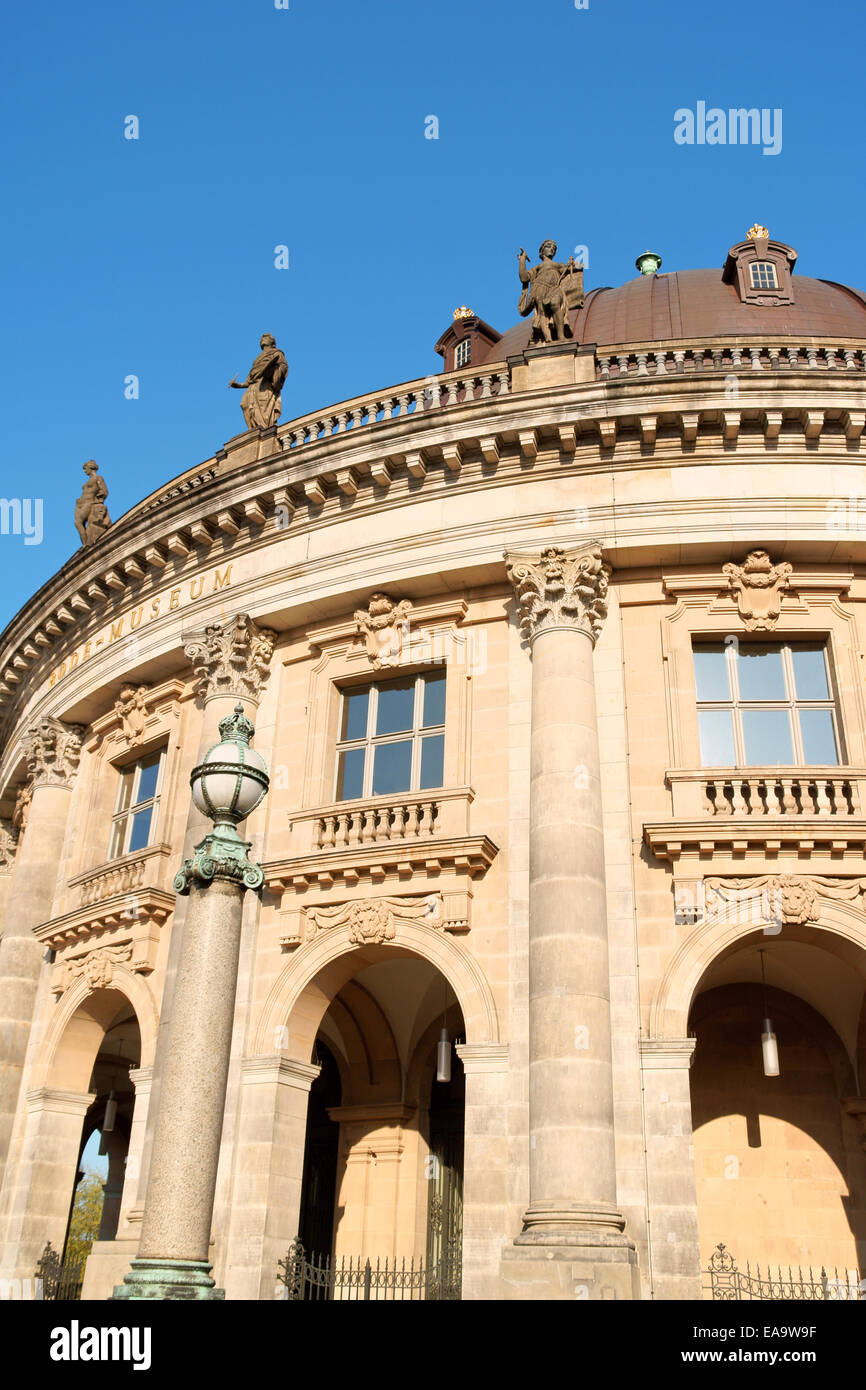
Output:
[{"xmin": 173, "ymin": 702, "xmax": 270, "ymax": 895}]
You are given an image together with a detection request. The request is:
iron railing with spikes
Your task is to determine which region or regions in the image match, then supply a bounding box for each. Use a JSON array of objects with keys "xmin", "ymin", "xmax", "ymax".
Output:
[
  {"xmin": 277, "ymin": 1239, "xmax": 461, "ymax": 1301},
  {"xmin": 704, "ymin": 1243, "xmax": 864, "ymax": 1300}
]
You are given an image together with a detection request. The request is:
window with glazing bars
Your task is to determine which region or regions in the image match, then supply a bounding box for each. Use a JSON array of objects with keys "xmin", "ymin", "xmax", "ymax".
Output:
[
  {"xmin": 749, "ymin": 261, "xmax": 778, "ymax": 289},
  {"xmin": 108, "ymin": 746, "xmax": 166, "ymax": 858},
  {"xmin": 693, "ymin": 641, "xmax": 841, "ymax": 767},
  {"xmin": 335, "ymin": 672, "xmax": 446, "ymax": 800}
]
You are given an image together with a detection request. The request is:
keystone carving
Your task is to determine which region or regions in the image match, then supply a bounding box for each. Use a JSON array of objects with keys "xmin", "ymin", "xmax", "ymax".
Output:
[
  {"xmin": 23, "ymin": 718, "xmax": 85, "ymax": 790},
  {"xmin": 722, "ymin": 550, "xmax": 792, "ymax": 631},
  {"xmin": 59, "ymin": 943, "xmax": 132, "ymax": 994},
  {"xmin": 184, "ymin": 613, "xmax": 276, "ymax": 701},
  {"xmin": 354, "ymin": 592, "xmax": 413, "ymax": 668},
  {"xmin": 114, "ymin": 684, "xmax": 150, "ymax": 746},
  {"xmin": 0, "ymin": 820, "xmax": 18, "ymax": 871},
  {"xmin": 305, "ymin": 893, "xmax": 443, "ymax": 944},
  {"xmin": 505, "ymin": 545, "xmax": 610, "ymax": 643}
]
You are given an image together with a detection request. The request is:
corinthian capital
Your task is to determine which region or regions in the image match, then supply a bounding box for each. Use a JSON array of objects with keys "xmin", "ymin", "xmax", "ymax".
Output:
[
  {"xmin": 24, "ymin": 717, "xmax": 85, "ymax": 789},
  {"xmin": 505, "ymin": 545, "xmax": 610, "ymax": 643},
  {"xmin": 184, "ymin": 612, "xmax": 276, "ymax": 701}
]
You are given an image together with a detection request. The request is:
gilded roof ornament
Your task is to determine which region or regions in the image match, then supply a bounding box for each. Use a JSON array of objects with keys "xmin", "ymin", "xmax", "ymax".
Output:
[
  {"xmin": 747, "ymin": 224, "xmax": 770, "ymax": 242},
  {"xmin": 453, "ymin": 306, "xmax": 474, "ymax": 320}
]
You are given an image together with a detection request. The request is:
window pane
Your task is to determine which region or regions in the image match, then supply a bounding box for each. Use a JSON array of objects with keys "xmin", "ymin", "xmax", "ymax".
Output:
[
  {"xmin": 337, "ymin": 747, "xmax": 365, "ymax": 800},
  {"xmin": 420, "ymin": 734, "xmax": 444, "ymax": 789},
  {"xmin": 742, "ymin": 710, "xmax": 794, "ymax": 765},
  {"xmin": 341, "ymin": 689, "xmax": 369, "ymax": 742},
  {"xmin": 698, "ymin": 710, "xmax": 735, "ymax": 766},
  {"xmin": 693, "ymin": 646, "xmax": 731, "ymax": 702},
  {"xmin": 375, "ymin": 678, "xmax": 415, "ymax": 736},
  {"xmin": 371, "ymin": 739, "xmax": 412, "ymax": 795},
  {"xmin": 109, "ymin": 818, "xmax": 127, "ymax": 859},
  {"xmin": 792, "ymin": 645, "xmax": 830, "ymax": 701},
  {"xmin": 115, "ymin": 767, "xmax": 134, "ymax": 814},
  {"xmin": 799, "ymin": 709, "xmax": 839, "ymax": 765},
  {"xmin": 136, "ymin": 752, "xmax": 161, "ymax": 805},
  {"xmin": 736, "ymin": 645, "xmax": 786, "ymax": 701},
  {"xmin": 422, "ymin": 672, "xmax": 446, "ymax": 728},
  {"xmin": 128, "ymin": 806, "xmax": 153, "ymax": 853}
]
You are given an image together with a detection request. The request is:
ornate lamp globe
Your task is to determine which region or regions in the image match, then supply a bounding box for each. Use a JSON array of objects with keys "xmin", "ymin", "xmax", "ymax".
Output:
[{"xmin": 190, "ymin": 702, "xmax": 269, "ymax": 827}]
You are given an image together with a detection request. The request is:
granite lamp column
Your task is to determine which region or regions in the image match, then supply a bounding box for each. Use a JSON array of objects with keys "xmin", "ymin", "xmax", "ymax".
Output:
[
  {"xmin": 114, "ymin": 703, "xmax": 269, "ymax": 1300},
  {"xmin": 503, "ymin": 546, "xmax": 636, "ymax": 1297}
]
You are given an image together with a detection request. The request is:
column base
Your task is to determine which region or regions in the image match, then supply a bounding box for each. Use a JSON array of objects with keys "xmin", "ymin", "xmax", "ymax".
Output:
[
  {"xmin": 500, "ymin": 1240, "xmax": 640, "ymax": 1301},
  {"xmin": 516, "ymin": 1198, "xmax": 630, "ymax": 1242},
  {"xmin": 112, "ymin": 1258, "xmax": 225, "ymax": 1301}
]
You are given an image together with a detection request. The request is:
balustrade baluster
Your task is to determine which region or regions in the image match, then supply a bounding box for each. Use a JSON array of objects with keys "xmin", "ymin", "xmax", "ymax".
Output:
[
  {"xmin": 674, "ymin": 350, "xmax": 686, "ymax": 372},
  {"xmin": 479, "ymin": 373, "xmax": 493, "ymax": 398},
  {"xmin": 375, "ymin": 806, "xmax": 391, "ymax": 841},
  {"xmin": 617, "ymin": 354, "xmax": 629, "ymax": 376},
  {"xmin": 750, "ymin": 348, "xmax": 763, "ymax": 370},
  {"xmin": 495, "ymin": 370, "xmax": 509, "ymax": 395},
  {"xmin": 815, "ymin": 779, "xmax": 832, "ymax": 815},
  {"xmin": 731, "ymin": 779, "xmax": 748, "ymax": 815},
  {"xmin": 636, "ymin": 352, "xmax": 648, "ymax": 375},
  {"xmin": 445, "ymin": 378, "xmax": 459, "ymax": 406},
  {"xmin": 765, "ymin": 780, "xmax": 783, "ymax": 815},
  {"xmin": 781, "ymin": 778, "xmax": 797, "ymax": 814}
]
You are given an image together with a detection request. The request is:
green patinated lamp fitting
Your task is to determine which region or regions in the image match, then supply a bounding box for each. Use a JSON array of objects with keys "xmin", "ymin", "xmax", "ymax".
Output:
[
  {"xmin": 635, "ymin": 250, "xmax": 663, "ymax": 277},
  {"xmin": 173, "ymin": 701, "xmax": 270, "ymax": 895}
]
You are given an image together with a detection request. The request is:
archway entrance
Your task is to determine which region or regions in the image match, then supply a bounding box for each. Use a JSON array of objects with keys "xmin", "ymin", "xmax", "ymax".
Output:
[
  {"xmin": 689, "ymin": 926, "xmax": 866, "ymax": 1284},
  {"xmin": 291, "ymin": 947, "xmax": 466, "ymax": 1295}
]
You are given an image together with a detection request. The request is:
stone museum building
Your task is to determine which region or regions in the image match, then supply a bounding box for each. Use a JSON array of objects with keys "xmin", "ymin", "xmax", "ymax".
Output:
[{"xmin": 1, "ymin": 226, "xmax": 866, "ymax": 1300}]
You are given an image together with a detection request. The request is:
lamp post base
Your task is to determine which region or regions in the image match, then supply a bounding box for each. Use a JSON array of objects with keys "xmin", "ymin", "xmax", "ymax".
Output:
[{"xmin": 112, "ymin": 1258, "xmax": 225, "ymax": 1301}]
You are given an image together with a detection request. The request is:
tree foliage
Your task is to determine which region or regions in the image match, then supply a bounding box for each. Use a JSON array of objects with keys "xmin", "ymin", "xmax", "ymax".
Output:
[{"xmin": 65, "ymin": 1170, "xmax": 104, "ymax": 1265}]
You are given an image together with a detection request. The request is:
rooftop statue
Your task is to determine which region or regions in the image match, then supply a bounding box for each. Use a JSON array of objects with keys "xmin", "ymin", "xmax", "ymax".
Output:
[
  {"xmin": 229, "ymin": 333, "xmax": 289, "ymax": 431},
  {"xmin": 517, "ymin": 240, "xmax": 581, "ymax": 345},
  {"xmin": 74, "ymin": 460, "xmax": 111, "ymax": 546}
]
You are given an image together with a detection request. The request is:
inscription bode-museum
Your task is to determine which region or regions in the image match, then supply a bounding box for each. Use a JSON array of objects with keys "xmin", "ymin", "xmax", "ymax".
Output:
[{"xmin": 48, "ymin": 563, "xmax": 234, "ymax": 688}]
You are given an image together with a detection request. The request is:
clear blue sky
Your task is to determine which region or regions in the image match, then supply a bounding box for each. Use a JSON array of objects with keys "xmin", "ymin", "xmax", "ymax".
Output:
[{"xmin": 1, "ymin": 0, "xmax": 864, "ymax": 629}]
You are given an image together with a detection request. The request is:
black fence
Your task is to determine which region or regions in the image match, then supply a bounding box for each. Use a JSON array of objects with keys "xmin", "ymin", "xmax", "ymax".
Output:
[
  {"xmin": 704, "ymin": 1242, "xmax": 864, "ymax": 1300},
  {"xmin": 278, "ymin": 1239, "xmax": 461, "ymax": 1301},
  {"xmin": 35, "ymin": 1241, "xmax": 86, "ymax": 1301}
]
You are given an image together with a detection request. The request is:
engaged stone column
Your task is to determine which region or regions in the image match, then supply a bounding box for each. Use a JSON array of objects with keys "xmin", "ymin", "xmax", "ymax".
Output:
[
  {"xmin": 0, "ymin": 719, "xmax": 84, "ymax": 1184},
  {"xmin": 502, "ymin": 546, "xmax": 637, "ymax": 1299}
]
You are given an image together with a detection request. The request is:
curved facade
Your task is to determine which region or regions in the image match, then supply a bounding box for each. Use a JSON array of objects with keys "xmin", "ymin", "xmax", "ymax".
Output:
[{"xmin": 2, "ymin": 229, "xmax": 866, "ymax": 1301}]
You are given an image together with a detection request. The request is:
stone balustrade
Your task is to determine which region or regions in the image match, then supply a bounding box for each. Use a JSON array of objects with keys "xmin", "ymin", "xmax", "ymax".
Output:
[
  {"xmin": 597, "ymin": 339, "xmax": 866, "ymax": 381},
  {"xmin": 666, "ymin": 768, "xmax": 862, "ymax": 819},
  {"xmin": 288, "ymin": 787, "xmax": 474, "ymax": 858},
  {"xmin": 69, "ymin": 843, "xmax": 174, "ymax": 907},
  {"xmin": 279, "ymin": 369, "xmax": 509, "ymax": 453}
]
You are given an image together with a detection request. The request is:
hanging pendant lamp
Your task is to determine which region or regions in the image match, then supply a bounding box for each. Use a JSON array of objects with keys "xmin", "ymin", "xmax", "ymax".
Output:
[{"xmin": 759, "ymin": 950, "xmax": 780, "ymax": 1077}]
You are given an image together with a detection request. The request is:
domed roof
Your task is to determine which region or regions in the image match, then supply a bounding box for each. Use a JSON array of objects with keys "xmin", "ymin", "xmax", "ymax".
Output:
[{"xmin": 482, "ymin": 269, "xmax": 866, "ymax": 363}]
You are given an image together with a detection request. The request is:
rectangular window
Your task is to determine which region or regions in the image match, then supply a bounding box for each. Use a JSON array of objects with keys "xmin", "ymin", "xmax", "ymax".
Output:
[
  {"xmin": 335, "ymin": 672, "xmax": 446, "ymax": 800},
  {"xmin": 108, "ymin": 746, "xmax": 166, "ymax": 858},
  {"xmin": 693, "ymin": 641, "xmax": 841, "ymax": 767},
  {"xmin": 750, "ymin": 261, "xmax": 778, "ymax": 290}
]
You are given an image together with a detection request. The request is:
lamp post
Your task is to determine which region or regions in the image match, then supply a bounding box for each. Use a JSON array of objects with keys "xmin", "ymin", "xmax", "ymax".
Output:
[{"xmin": 114, "ymin": 703, "xmax": 269, "ymax": 1300}]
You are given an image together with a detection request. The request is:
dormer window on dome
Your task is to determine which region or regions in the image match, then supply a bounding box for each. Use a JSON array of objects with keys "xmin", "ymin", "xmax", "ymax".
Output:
[
  {"xmin": 722, "ymin": 225, "xmax": 796, "ymax": 307},
  {"xmin": 434, "ymin": 307, "xmax": 502, "ymax": 375}
]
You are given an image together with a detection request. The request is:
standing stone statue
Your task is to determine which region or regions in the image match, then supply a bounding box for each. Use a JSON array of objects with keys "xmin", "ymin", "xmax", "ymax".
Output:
[
  {"xmin": 74, "ymin": 460, "xmax": 112, "ymax": 546},
  {"xmin": 517, "ymin": 241, "xmax": 581, "ymax": 345},
  {"xmin": 228, "ymin": 334, "xmax": 288, "ymax": 431}
]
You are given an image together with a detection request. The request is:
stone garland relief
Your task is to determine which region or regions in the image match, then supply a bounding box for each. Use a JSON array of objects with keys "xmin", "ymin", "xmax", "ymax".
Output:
[
  {"xmin": 354, "ymin": 592, "xmax": 413, "ymax": 668},
  {"xmin": 304, "ymin": 893, "xmax": 445, "ymax": 945},
  {"xmin": 24, "ymin": 717, "xmax": 86, "ymax": 790},
  {"xmin": 505, "ymin": 545, "xmax": 610, "ymax": 642},
  {"xmin": 184, "ymin": 613, "xmax": 276, "ymax": 701},
  {"xmin": 722, "ymin": 549, "xmax": 792, "ymax": 631},
  {"xmin": 702, "ymin": 873, "xmax": 866, "ymax": 927},
  {"xmin": 57, "ymin": 943, "xmax": 133, "ymax": 994}
]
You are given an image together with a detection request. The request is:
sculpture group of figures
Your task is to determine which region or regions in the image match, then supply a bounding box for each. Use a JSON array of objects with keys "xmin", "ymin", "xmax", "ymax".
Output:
[{"xmin": 71, "ymin": 241, "xmax": 581, "ymax": 548}]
